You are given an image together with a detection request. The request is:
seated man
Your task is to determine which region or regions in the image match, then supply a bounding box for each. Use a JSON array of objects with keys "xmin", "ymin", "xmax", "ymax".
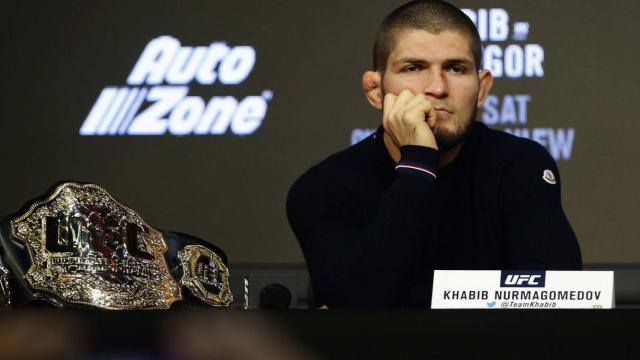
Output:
[{"xmin": 287, "ymin": 0, "xmax": 581, "ymax": 308}]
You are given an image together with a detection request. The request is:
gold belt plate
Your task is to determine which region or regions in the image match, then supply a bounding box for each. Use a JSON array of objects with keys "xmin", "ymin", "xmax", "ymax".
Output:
[
  {"xmin": 177, "ymin": 245, "xmax": 233, "ymax": 307},
  {"xmin": 10, "ymin": 183, "xmax": 182, "ymax": 310}
]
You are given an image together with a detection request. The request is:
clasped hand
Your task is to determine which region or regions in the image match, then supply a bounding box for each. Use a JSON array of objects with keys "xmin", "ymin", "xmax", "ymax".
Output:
[{"xmin": 383, "ymin": 89, "xmax": 438, "ymax": 150}]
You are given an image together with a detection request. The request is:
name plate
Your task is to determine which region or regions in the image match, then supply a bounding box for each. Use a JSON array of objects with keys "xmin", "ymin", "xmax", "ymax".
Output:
[{"xmin": 431, "ymin": 270, "xmax": 614, "ymax": 309}]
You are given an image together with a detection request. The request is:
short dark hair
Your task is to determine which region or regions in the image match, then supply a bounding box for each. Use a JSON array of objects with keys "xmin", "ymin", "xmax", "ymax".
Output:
[{"xmin": 373, "ymin": 0, "xmax": 482, "ymax": 72}]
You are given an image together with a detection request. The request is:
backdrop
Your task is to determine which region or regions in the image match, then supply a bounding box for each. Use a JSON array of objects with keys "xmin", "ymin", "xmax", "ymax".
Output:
[{"xmin": 2, "ymin": 0, "xmax": 638, "ymax": 265}]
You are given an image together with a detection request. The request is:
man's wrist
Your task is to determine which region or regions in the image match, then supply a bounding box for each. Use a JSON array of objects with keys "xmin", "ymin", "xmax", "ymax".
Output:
[{"xmin": 395, "ymin": 146, "xmax": 439, "ymax": 179}]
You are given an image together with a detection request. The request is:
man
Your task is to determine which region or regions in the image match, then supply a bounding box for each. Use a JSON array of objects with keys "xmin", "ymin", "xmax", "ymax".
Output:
[{"xmin": 287, "ymin": 0, "xmax": 581, "ymax": 308}]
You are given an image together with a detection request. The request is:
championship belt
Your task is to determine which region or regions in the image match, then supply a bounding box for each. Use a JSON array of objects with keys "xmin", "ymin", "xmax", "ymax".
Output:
[
  {"xmin": 0, "ymin": 182, "xmax": 233, "ymax": 309},
  {"xmin": 8, "ymin": 182, "xmax": 181, "ymax": 310}
]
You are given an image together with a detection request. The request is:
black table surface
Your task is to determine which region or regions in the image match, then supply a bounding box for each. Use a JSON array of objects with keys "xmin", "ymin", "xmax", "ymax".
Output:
[{"xmin": 0, "ymin": 309, "xmax": 637, "ymax": 359}]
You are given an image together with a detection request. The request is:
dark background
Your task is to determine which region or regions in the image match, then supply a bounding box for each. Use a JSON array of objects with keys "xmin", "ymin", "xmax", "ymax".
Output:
[{"xmin": 2, "ymin": 0, "xmax": 639, "ymax": 265}]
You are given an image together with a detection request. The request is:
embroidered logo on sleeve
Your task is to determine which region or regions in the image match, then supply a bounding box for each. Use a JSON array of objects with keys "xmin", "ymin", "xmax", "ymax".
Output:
[{"xmin": 542, "ymin": 169, "xmax": 556, "ymax": 185}]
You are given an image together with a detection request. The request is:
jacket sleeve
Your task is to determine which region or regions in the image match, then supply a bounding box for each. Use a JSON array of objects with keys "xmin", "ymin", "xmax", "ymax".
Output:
[
  {"xmin": 286, "ymin": 146, "xmax": 438, "ymax": 307},
  {"xmin": 499, "ymin": 141, "xmax": 582, "ymax": 270}
]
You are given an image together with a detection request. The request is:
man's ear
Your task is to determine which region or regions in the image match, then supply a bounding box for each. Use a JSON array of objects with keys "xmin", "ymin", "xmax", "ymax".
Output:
[
  {"xmin": 476, "ymin": 70, "xmax": 494, "ymax": 108},
  {"xmin": 362, "ymin": 71, "xmax": 383, "ymax": 110}
]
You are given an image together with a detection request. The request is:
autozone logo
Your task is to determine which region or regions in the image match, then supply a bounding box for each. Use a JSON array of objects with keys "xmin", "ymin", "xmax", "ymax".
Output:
[
  {"xmin": 80, "ymin": 36, "xmax": 272, "ymax": 136},
  {"xmin": 500, "ymin": 271, "xmax": 546, "ymax": 287}
]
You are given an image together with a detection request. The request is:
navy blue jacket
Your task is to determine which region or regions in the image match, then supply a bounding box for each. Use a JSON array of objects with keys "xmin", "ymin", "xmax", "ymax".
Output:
[{"xmin": 287, "ymin": 122, "xmax": 582, "ymax": 308}]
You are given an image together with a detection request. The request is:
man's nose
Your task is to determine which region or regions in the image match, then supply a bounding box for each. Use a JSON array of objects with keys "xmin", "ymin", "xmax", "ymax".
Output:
[{"xmin": 423, "ymin": 70, "xmax": 448, "ymax": 98}]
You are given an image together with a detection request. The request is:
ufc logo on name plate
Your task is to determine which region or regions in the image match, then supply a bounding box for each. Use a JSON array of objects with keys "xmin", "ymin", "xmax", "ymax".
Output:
[{"xmin": 500, "ymin": 270, "xmax": 546, "ymax": 287}]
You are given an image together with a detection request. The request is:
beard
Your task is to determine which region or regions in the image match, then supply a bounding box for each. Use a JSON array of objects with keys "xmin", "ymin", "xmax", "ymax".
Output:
[{"xmin": 432, "ymin": 105, "xmax": 477, "ymax": 152}]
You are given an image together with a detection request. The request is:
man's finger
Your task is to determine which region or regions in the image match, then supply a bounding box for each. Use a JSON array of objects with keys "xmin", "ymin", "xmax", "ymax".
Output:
[
  {"xmin": 405, "ymin": 95, "xmax": 436, "ymax": 125},
  {"xmin": 383, "ymin": 93, "xmax": 396, "ymax": 113},
  {"xmin": 405, "ymin": 96, "xmax": 437, "ymax": 128},
  {"xmin": 382, "ymin": 93, "xmax": 397, "ymax": 128},
  {"xmin": 390, "ymin": 89, "xmax": 414, "ymax": 113},
  {"xmin": 426, "ymin": 108, "xmax": 437, "ymax": 128}
]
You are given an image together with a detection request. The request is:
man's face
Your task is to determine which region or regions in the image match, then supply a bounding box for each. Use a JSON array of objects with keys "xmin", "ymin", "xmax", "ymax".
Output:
[{"xmin": 381, "ymin": 29, "xmax": 489, "ymax": 151}]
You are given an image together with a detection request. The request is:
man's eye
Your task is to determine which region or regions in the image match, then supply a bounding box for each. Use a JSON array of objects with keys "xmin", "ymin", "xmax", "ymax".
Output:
[
  {"xmin": 402, "ymin": 65, "xmax": 421, "ymax": 72},
  {"xmin": 449, "ymin": 65, "xmax": 466, "ymax": 73}
]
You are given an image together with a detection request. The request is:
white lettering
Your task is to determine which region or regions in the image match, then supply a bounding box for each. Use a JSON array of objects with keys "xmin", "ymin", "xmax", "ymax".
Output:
[
  {"xmin": 462, "ymin": 8, "xmax": 508, "ymax": 42},
  {"xmin": 532, "ymin": 128, "xmax": 549, "ymax": 148},
  {"xmin": 482, "ymin": 95, "xmax": 530, "ymax": 125},
  {"xmin": 514, "ymin": 95, "xmax": 530, "ymax": 124},
  {"xmin": 127, "ymin": 36, "xmax": 180, "ymax": 85},
  {"xmin": 219, "ymin": 46, "xmax": 256, "ymax": 85},
  {"xmin": 504, "ymin": 274, "xmax": 518, "ymax": 285},
  {"xmin": 118, "ymin": 88, "xmax": 148, "ymax": 135},
  {"xmin": 512, "ymin": 22, "xmax": 530, "ymax": 41},
  {"xmin": 483, "ymin": 45, "xmax": 544, "ymax": 78},
  {"xmin": 489, "ymin": 8, "xmax": 509, "ymax": 41},
  {"xmin": 127, "ymin": 37, "xmax": 256, "ymax": 85},
  {"xmin": 108, "ymin": 88, "xmax": 141, "ymax": 135},
  {"xmin": 231, "ymin": 96, "xmax": 267, "ymax": 135},
  {"xmin": 547, "ymin": 128, "xmax": 575, "ymax": 160},
  {"xmin": 127, "ymin": 86, "xmax": 188, "ymax": 135},
  {"xmin": 83, "ymin": 37, "xmax": 268, "ymax": 137},
  {"xmin": 80, "ymin": 87, "xmax": 118, "ymax": 135},
  {"xmin": 504, "ymin": 45, "xmax": 524, "ymax": 78},
  {"xmin": 504, "ymin": 274, "xmax": 542, "ymax": 286},
  {"xmin": 481, "ymin": 95, "xmax": 499, "ymax": 125},
  {"xmin": 195, "ymin": 96, "xmax": 238, "ymax": 135},
  {"xmin": 506, "ymin": 128, "xmax": 575, "ymax": 161},
  {"xmin": 166, "ymin": 46, "xmax": 208, "ymax": 85},
  {"xmin": 120, "ymin": 91, "xmax": 269, "ymax": 136},
  {"xmin": 500, "ymin": 94, "xmax": 518, "ymax": 124},
  {"xmin": 525, "ymin": 44, "xmax": 545, "ymax": 77},
  {"xmin": 484, "ymin": 45, "xmax": 503, "ymax": 77},
  {"xmin": 195, "ymin": 42, "xmax": 230, "ymax": 85},
  {"xmin": 168, "ymin": 96, "xmax": 205, "ymax": 135},
  {"xmin": 97, "ymin": 88, "xmax": 130, "ymax": 135},
  {"xmin": 477, "ymin": 9, "xmax": 487, "ymax": 41}
]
